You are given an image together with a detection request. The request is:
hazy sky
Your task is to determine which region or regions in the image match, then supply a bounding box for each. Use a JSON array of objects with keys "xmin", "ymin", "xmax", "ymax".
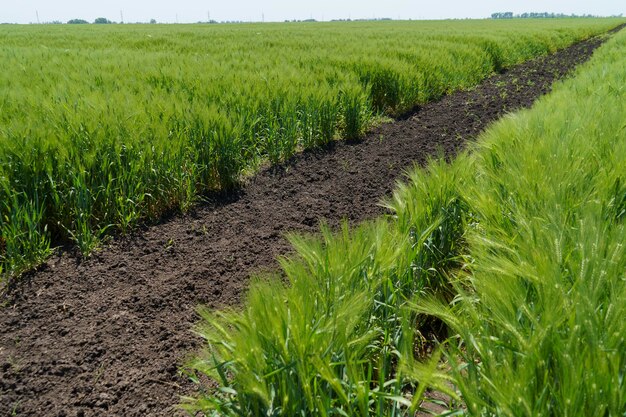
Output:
[{"xmin": 2, "ymin": 0, "xmax": 624, "ymax": 24}]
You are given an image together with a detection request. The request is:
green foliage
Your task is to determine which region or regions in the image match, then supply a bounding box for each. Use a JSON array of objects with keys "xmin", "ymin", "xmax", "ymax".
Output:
[
  {"xmin": 187, "ymin": 24, "xmax": 626, "ymax": 417},
  {"xmin": 383, "ymin": 156, "xmax": 470, "ymax": 300},
  {"xmin": 184, "ymin": 214, "xmax": 462, "ymax": 415},
  {"xmin": 409, "ymin": 27, "xmax": 626, "ymax": 417},
  {"xmin": 0, "ymin": 190, "xmax": 51, "ymax": 275},
  {"xmin": 0, "ymin": 19, "xmax": 622, "ymax": 279},
  {"xmin": 185, "ymin": 122, "xmax": 475, "ymax": 417},
  {"xmin": 94, "ymin": 17, "xmax": 113, "ymax": 24}
]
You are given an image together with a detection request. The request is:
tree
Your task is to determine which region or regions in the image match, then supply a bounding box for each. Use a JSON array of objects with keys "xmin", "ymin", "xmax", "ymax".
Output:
[
  {"xmin": 150, "ymin": 18, "xmax": 157, "ymax": 24},
  {"xmin": 67, "ymin": 19, "xmax": 89, "ymax": 24},
  {"xmin": 94, "ymin": 17, "xmax": 112, "ymax": 24}
]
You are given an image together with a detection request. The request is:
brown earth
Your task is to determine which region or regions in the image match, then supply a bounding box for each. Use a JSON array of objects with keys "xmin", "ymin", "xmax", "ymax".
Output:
[{"xmin": 0, "ymin": 31, "xmax": 618, "ymax": 417}]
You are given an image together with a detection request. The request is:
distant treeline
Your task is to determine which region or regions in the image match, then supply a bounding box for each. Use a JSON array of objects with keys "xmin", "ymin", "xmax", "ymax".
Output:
[
  {"xmin": 67, "ymin": 18, "xmax": 114, "ymax": 24},
  {"xmin": 13, "ymin": 17, "xmax": 396, "ymax": 25},
  {"xmin": 491, "ymin": 12, "xmax": 623, "ymax": 19}
]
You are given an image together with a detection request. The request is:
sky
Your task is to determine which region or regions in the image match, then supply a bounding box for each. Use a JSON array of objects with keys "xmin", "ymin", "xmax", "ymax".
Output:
[{"xmin": 1, "ymin": 0, "xmax": 624, "ymax": 24}]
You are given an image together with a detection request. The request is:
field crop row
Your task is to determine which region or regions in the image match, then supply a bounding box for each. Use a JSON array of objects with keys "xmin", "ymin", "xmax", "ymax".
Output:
[
  {"xmin": 185, "ymin": 26, "xmax": 626, "ymax": 416},
  {"xmin": 0, "ymin": 19, "xmax": 622, "ymax": 276}
]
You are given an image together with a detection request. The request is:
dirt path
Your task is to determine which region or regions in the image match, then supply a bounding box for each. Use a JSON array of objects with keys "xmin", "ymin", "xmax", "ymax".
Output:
[{"xmin": 0, "ymin": 35, "xmax": 611, "ymax": 416}]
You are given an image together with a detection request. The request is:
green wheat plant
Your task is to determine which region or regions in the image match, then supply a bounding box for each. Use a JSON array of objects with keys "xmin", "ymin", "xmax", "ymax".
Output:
[
  {"xmin": 408, "ymin": 27, "xmax": 626, "ymax": 417},
  {"xmin": 1, "ymin": 19, "xmax": 623, "ymax": 279},
  {"xmin": 184, "ymin": 217, "xmax": 461, "ymax": 416},
  {"xmin": 186, "ymin": 25, "xmax": 626, "ymax": 417}
]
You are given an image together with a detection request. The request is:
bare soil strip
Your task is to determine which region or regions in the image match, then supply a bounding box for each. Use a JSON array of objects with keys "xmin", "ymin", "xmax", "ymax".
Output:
[{"xmin": 0, "ymin": 35, "xmax": 610, "ymax": 416}]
